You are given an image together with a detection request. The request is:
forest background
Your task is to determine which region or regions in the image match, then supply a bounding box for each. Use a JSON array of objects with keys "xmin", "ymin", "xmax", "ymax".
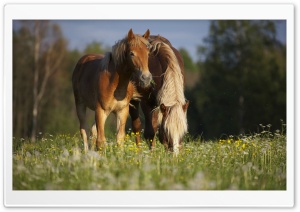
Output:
[{"xmin": 12, "ymin": 20, "xmax": 286, "ymax": 141}]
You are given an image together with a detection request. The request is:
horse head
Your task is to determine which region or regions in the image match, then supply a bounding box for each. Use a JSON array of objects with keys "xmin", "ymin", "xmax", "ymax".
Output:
[
  {"xmin": 127, "ymin": 29, "xmax": 152, "ymax": 88},
  {"xmin": 154, "ymin": 100, "xmax": 189, "ymax": 154}
]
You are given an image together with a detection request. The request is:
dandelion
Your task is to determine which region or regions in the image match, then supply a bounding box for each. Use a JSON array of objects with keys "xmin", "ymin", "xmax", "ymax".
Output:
[{"xmin": 242, "ymin": 143, "xmax": 246, "ymax": 149}]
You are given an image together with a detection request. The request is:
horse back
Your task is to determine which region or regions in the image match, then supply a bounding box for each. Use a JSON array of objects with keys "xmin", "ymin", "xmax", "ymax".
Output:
[{"xmin": 77, "ymin": 54, "xmax": 105, "ymax": 65}]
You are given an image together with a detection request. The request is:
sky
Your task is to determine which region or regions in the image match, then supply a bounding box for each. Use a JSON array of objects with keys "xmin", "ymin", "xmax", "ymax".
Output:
[
  {"xmin": 13, "ymin": 20, "xmax": 286, "ymax": 62},
  {"xmin": 52, "ymin": 20, "xmax": 286, "ymax": 62}
]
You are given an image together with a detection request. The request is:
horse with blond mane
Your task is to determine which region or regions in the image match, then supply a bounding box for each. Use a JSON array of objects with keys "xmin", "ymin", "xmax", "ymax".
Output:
[
  {"xmin": 72, "ymin": 29, "xmax": 152, "ymax": 151},
  {"xmin": 130, "ymin": 35, "xmax": 189, "ymax": 154}
]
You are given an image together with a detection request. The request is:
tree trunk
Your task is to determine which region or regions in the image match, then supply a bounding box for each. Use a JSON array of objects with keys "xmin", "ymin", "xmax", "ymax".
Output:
[{"xmin": 31, "ymin": 21, "xmax": 40, "ymax": 142}]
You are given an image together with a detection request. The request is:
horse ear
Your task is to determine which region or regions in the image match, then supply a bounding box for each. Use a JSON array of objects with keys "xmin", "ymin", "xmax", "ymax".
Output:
[
  {"xmin": 182, "ymin": 100, "xmax": 189, "ymax": 112},
  {"xmin": 128, "ymin": 28, "xmax": 135, "ymax": 41},
  {"xmin": 143, "ymin": 29, "xmax": 150, "ymax": 39}
]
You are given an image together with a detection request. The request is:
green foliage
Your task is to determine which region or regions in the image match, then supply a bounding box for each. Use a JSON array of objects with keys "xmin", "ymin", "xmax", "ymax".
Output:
[
  {"xmin": 179, "ymin": 48, "xmax": 201, "ymax": 89},
  {"xmin": 13, "ymin": 26, "xmax": 35, "ymax": 137},
  {"xmin": 179, "ymin": 48, "xmax": 197, "ymax": 72},
  {"xmin": 186, "ymin": 20, "xmax": 286, "ymax": 139},
  {"xmin": 83, "ymin": 41, "xmax": 108, "ymax": 54},
  {"xmin": 42, "ymin": 49, "xmax": 81, "ymax": 135},
  {"xmin": 13, "ymin": 129, "xmax": 286, "ymax": 190},
  {"xmin": 13, "ymin": 22, "xmax": 110, "ymax": 139}
]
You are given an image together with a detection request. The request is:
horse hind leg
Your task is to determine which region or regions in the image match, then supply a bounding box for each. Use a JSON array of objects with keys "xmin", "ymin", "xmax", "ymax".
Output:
[
  {"xmin": 75, "ymin": 102, "xmax": 89, "ymax": 152},
  {"xmin": 141, "ymin": 102, "xmax": 157, "ymax": 149},
  {"xmin": 90, "ymin": 123, "xmax": 97, "ymax": 150}
]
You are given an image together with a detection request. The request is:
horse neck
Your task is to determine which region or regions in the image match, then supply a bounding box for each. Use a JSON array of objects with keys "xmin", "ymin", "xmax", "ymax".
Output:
[
  {"xmin": 156, "ymin": 45, "xmax": 185, "ymax": 106},
  {"xmin": 157, "ymin": 53, "xmax": 169, "ymax": 74},
  {"xmin": 109, "ymin": 61, "xmax": 133, "ymax": 98}
]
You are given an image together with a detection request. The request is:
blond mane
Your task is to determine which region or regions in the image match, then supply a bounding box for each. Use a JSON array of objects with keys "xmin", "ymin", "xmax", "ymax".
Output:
[
  {"xmin": 151, "ymin": 40, "xmax": 188, "ymax": 152},
  {"xmin": 152, "ymin": 41, "xmax": 185, "ymax": 106}
]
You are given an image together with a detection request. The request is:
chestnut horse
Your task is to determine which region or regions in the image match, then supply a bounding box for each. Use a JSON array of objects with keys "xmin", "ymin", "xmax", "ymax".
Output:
[
  {"xmin": 129, "ymin": 35, "xmax": 189, "ymax": 154},
  {"xmin": 72, "ymin": 29, "xmax": 152, "ymax": 151}
]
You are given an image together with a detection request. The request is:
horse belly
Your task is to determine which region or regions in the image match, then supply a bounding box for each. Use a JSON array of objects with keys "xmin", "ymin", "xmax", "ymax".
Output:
[
  {"xmin": 96, "ymin": 97, "xmax": 129, "ymax": 114},
  {"xmin": 113, "ymin": 99, "xmax": 130, "ymax": 111}
]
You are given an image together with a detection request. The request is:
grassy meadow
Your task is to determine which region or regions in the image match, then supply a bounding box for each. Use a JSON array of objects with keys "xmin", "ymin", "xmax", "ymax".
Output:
[{"xmin": 13, "ymin": 126, "xmax": 286, "ymax": 190}]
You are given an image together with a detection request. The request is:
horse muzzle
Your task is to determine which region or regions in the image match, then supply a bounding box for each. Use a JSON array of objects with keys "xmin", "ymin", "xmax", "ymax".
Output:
[{"xmin": 139, "ymin": 72, "xmax": 152, "ymax": 88}]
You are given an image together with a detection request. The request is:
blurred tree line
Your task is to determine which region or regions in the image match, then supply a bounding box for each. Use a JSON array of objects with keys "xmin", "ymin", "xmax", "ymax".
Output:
[
  {"xmin": 186, "ymin": 20, "xmax": 286, "ymax": 139},
  {"xmin": 13, "ymin": 21, "xmax": 108, "ymax": 141},
  {"xmin": 13, "ymin": 20, "xmax": 286, "ymax": 141}
]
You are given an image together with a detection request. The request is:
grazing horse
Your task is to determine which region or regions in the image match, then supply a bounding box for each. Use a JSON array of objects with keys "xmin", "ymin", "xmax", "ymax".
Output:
[
  {"xmin": 129, "ymin": 35, "xmax": 189, "ymax": 154},
  {"xmin": 72, "ymin": 29, "xmax": 152, "ymax": 151}
]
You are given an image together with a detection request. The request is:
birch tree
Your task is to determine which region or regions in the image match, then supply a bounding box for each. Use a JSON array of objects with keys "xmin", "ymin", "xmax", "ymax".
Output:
[{"xmin": 30, "ymin": 21, "xmax": 67, "ymax": 141}]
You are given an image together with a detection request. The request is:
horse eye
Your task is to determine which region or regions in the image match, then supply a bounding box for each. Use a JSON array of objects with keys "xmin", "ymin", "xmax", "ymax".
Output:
[{"xmin": 130, "ymin": 51, "xmax": 135, "ymax": 57}]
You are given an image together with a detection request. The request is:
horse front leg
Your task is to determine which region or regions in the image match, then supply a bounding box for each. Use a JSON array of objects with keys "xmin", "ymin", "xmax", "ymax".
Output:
[
  {"xmin": 95, "ymin": 107, "xmax": 108, "ymax": 150},
  {"xmin": 129, "ymin": 100, "xmax": 142, "ymax": 146},
  {"xmin": 141, "ymin": 101, "xmax": 157, "ymax": 150},
  {"xmin": 116, "ymin": 106, "xmax": 129, "ymax": 146}
]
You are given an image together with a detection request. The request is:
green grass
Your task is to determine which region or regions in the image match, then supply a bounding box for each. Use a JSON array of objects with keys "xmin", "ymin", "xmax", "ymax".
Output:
[{"xmin": 13, "ymin": 128, "xmax": 286, "ymax": 190}]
